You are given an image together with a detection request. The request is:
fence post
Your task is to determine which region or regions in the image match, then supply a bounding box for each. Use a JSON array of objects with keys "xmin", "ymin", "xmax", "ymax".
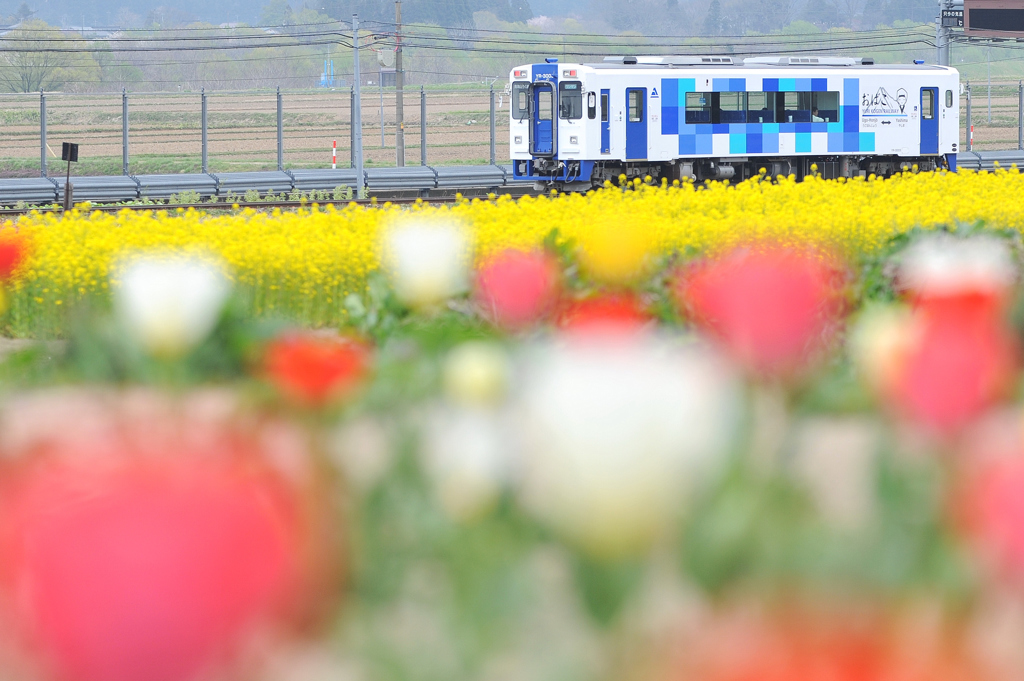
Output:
[
  {"xmin": 489, "ymin": 86, "xmax": 496, "ymax": 166},
  {"xmin": 277, "ymin": 86, "xmax": 284, "ymax": 171},
  {"xmin": 122, "ymin": 88, "xmax": 129, "ymax": 176},
  {"xmin": 201, "ymin": 88, "xmax": 208, "ymax": 174},
  {"xmin": 350, "ymin": 87, "xmax": 356, "ymax": 169},
  {"xmin": 966, "ymin": 82, "xmax": 972, "ymax": 152},
  {"xmin": 39, "ymin": 91, "xmax": 46, "ymax": 178},
  {"xmin": 420, "ymin": 86, "xmax": 427, "ymax": 166},
  {"xmin": 1018, "ymin": 81, "xmax": 1022, "ymax": 151}
]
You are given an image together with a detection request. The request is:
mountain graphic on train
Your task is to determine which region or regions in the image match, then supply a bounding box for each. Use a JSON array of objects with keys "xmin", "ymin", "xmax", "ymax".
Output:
[{"xmin": 508, "ymin": 55, "xmax": 959, "ymax": 189}]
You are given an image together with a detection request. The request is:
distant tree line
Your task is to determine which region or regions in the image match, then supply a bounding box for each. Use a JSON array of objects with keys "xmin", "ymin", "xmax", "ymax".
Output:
[{"xmin": 305, "ymin": 0, "xmax": 532, "ymax": 27}]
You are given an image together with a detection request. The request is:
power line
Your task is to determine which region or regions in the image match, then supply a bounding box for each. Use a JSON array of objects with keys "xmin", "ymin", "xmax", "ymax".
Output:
[{"xmin": 360, "ymin": 18, "xmax": 927, "ymax": 41}]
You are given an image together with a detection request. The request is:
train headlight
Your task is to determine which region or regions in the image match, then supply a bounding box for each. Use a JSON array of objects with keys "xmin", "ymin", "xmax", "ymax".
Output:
[
  {"xmin": 514, "ymin": 136, "xmax": 523, "ymax": 144},
  {"xmin": 569, "ymin": 136, "xmax": 578, "ymax": 145}
]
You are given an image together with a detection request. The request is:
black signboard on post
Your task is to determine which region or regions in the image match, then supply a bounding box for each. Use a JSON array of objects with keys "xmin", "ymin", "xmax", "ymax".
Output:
[
  {"xmin": 61, "ymin": 143, "xmax": 78, "ymax": 211},
  {"xmin": 61, "ymin": 142, "xmax": 78, "ymax": 163},
  {"xmin": 942, "ymin": 9, "xmax": 964, "ymax": 27}
]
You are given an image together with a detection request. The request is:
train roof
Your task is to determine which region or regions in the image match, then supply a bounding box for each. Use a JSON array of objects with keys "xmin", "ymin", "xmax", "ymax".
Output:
[{"xmin": 572, "ymin": 56, "xmax": 954, "ymax": 71}]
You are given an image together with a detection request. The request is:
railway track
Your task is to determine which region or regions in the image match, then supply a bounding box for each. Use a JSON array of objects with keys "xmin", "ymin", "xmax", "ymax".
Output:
[{"xmin": 0, "ymin": 185, "xmax": 538, "ymax": 218}]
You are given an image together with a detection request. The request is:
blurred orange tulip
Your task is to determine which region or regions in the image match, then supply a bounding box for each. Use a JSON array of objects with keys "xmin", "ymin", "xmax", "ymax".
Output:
[{"xmin": 264, "ymin": 332, "xmax": 372, "ymax": 406}]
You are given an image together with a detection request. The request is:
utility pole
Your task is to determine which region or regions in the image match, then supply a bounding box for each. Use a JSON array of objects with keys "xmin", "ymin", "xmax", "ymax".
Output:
[
  {"xmin": 395, "ymin": 0, "xmax": 405, "ymax": 167},
  {"xmin": 353, "ymin": 14, "xmax": 365, "ymax": 197},
  {"xmin": 937, "ymin": 0, "xmax": 956, "ymax": 66}
]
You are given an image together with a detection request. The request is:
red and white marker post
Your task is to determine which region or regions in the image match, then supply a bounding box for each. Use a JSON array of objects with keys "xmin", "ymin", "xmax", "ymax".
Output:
[{"xmin": 332, "ymin": 140, "xmax": 337, "ymax": 169}]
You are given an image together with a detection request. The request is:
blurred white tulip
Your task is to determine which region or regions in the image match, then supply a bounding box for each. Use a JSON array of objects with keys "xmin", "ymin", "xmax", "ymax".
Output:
[
  {"xmin": 442, "ymin": 341, "xmax": 512, "ymax": 407},
  {"xmin": 113, "ymin": 254, "xmax": 230, "ymax": 358},
  {"xmin": 383, "ymin": 219, "xmax": 470, "ymax": 309},
  {"xmin": 421, "ymin": 405, "xmax": 511, "ymax": 523},
  {"xmin": 899, "ymin": 232, "xmax": 1015, "ymax": 295},
  {"xmin": 329, "ymin": 416, "xmax": 395, "ymax": 492},
  {"xmin": 515, "ymin": 333, "xmax": 738, "ymax": 558}
]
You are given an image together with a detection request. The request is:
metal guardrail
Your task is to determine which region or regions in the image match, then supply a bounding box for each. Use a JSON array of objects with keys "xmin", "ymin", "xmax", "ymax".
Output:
[
  {"xmin": 0, "ymin": 164, "xmax": 515, "ymax": 207},
  {"xmin": 4, "ymin": 152, "xmax": 1024, "ymax": 208},
  {"xmin": 954, "ymin": 150, "xmax": 1024, "ymax": 171}
]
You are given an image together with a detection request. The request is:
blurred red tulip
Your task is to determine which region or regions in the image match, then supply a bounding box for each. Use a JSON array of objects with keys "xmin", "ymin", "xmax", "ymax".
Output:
[
  {"xmin": 264, "ymin": 332, "xmax": 371, "ymax": 405},
  {"xmin": 677, "ymin": 246, "xmax": 845, "ymax": 376},
  {"xmin": 558, "ymin": 293, "xmax": 651, "ymax": 334},
  {"xmin": 0, "ymin": 234, "xmax": 28, "ymax": 282},
  {"xmin": 890, "ymin": 291, "xmax": 1016, "ymax": 432},
  {"xmin": 0, "ymin": 389, "xmax": 327, "ymax": 681},
  {"xmin": 475, "ymin": 249, "xmax": 560, "ymax": 330}
]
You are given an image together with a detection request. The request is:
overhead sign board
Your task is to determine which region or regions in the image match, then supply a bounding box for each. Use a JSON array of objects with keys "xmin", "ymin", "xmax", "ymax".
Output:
[
  {"xmin": 965, "ymin": 0, "xmax": 1024, "ymax": 36},
  {"xmin": 942, "ymin": 9, "xmax": 964, "ymax": 26}
]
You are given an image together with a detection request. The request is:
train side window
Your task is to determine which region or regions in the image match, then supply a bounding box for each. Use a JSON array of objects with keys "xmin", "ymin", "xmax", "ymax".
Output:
[
  {"xmin": 559, "ymin": 81, "xmax": 583, "ymax": 119},
  {"xmin": 588, "ymin": 92, "xmax": 597, "ymax": 119},
  {"xmin": 780, "ymin": 91, "xmax": 813, "ymax": 122},
  {"xmin": 922, "ymin": 90, "xmax": 934, "ymax": 119},
  {"xmin": 601, "ymin": 93, "xmax": 609, "ymax": 122},
  {"xmin": 945, "ymin": 89, "xmax": 953, "ymax": 108},
  {"xmin": 628, "ymin": 90, "xmax": 643, "ymax": 122},
  {"xmin": 811, "ymin": 92, "xmax": 839, "ymax": 122},
  {"xmin": 512, "ymin": 83, "xmax": 529, "ymax": 120},
  {"xmin": 717, "ymin": 91, "xmax": 746, "ymax": 124},
  {"xmin": 685, "ymin": 92, "xmax": 711, "ymax": 124},
  {"xmin": 746, "ymin": 92, "xmax": 775, "ymax": 123},
  {"xmin": 537, "ymin": 89, "xmax": 552, "ymax": 121}
]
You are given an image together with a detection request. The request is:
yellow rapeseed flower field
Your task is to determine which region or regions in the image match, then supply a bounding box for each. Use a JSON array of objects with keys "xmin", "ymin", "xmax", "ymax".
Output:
[{"xmin": 4, "ymin": 168, "xmax": 1024, "ymax": 336}]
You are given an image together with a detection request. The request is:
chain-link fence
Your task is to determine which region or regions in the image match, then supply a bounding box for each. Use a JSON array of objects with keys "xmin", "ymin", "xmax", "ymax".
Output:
[
  {"xmin": 961, "ymin": 81, "xmax": 1024, "ymax": 151},
  {"xmin": 8, "ymin": 83, "xmax": 1023, "ymax": 179},
  {"xmin": 0, "ymin": 87, "xmax": 510, "ymax": 178}
]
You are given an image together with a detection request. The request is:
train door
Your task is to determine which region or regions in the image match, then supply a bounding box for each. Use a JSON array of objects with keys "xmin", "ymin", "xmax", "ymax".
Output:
[
  {"xmin": 601, "ymin": 89, "xmax": 610, "ymax": 154},
  {"xmin": 531, "ymin": 82, "xmax": 555, "ymax": 156},
  {"xmin": 625, "ymin": 88, "xmax": 647, "ymax": 160},
  {"xmin": 920, "ymin": 87, "xmax": 938, "ymax": 154}
]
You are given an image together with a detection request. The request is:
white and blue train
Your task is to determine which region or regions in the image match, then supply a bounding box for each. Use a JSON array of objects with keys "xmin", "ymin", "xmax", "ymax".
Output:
[{"xmin": 508, "ymin": 56, "xmax": 960, "ymax": 187}]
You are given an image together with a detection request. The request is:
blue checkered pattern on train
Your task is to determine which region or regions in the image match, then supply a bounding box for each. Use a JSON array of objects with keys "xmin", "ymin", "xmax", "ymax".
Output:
[{"xmin": 659, "ymin": 77, "xmax": 874, "ymax": 155}]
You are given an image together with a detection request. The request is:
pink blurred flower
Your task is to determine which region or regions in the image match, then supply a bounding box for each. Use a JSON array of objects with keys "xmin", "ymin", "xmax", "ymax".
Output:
[
  {"xmin": 890, "ymin": 291, "xmax": 1016, "ymax": 432},
  {"xmin": 959, "ymin": 454, "xmax": 1024, "ymax": 581},
  {"xmin": 0, "ymin": 389, "xmax": 330, "ymax": 681},
  {"xmin": 676, "ymin": 246, "xmax": 845, "ymax": 376},
  {"xmin": 475, "ymin": 249, "xmax": 560, "ymax": 330},
  {"xmin": 861, "ymin": 235, "xmax": 1019, "ymax": 433}
]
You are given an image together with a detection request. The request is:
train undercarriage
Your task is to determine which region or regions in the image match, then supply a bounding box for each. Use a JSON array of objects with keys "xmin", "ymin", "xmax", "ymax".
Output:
[{"xmin": 525, "ymin": 155, "xmax": 950, "ymax": 192}]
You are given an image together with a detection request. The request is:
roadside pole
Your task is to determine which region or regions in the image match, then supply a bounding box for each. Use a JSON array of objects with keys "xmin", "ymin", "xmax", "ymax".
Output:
[
  {"xmin": 966, "ymin": 82, "xmax": 972, "ymax": 151},
  {"xmin": 395, "ymin": 0, "xmax": 405, "ymax": 166},
  {"xmin": 40, "ymin": 91, "xmax": 47, "ymax": 178},
  {"xmin": 122, "ymin": 89, "xmax": 129, "ymax": 176},
  {"xmin": 277, "ymin": 86, "xmax": 284, "ymax": 171},
  {"xmin": 420, "ymin": 86, "xmax": 427, "ymax": 166},
  {"xmin": 201, "ymin": 88, "xmax": 208, "ymax": 174},
  {"xmin": 353, "ymin": 15, "xmax": 365, "ymax": 198},
  {"xmin": 489, "ymin": 85, "xmax": 496, "ymax": 165}
]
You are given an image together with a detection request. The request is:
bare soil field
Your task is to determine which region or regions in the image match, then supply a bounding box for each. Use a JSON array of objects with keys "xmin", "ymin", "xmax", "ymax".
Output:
[{"xmin": 0, "ymin": 88, "xmax": 511, "ymax": 177}]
